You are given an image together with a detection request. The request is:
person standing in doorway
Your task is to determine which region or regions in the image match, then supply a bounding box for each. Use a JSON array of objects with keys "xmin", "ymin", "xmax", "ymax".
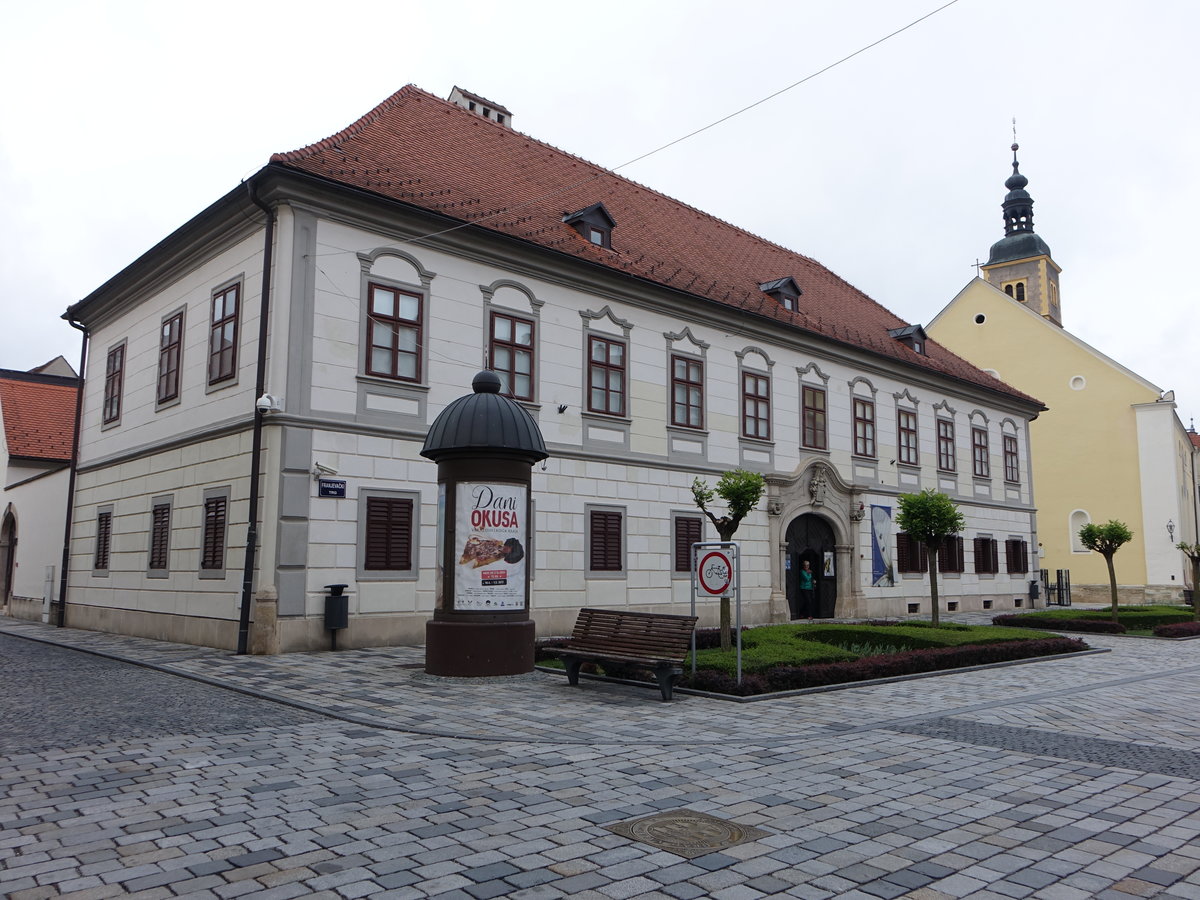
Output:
[{"xmin": 799, "ymin": 559, "xmax": 816, "ymax": 619}]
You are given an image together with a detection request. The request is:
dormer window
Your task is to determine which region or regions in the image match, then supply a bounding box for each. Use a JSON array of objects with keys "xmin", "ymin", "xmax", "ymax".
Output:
[
  {"xmin": 888, "ymin": 324, "xmax": 928, "ymax": 356},
  {"xmin": 759, "ymin": 277, "xmax": 802, "ymax": 311},
  {"xmin": 563, "ymin": 203, "xmax": 616, "ymax": 250}
]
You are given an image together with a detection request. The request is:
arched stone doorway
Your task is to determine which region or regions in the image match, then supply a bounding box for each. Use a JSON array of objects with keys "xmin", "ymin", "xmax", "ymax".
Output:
[
  {"xmin": 0, "ymin": 509, "xmax": 16, "ymax": 608},
  {"xmin": 785, "ymin": 513, "xmax": 836, "ymax": 619}
]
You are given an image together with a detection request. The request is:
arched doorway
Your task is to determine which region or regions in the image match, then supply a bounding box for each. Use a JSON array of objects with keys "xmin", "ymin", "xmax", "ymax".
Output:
[
  {"xmin": 0, "ymin": 510, "xmax": 16, "ymax": 607},
  {"xmin": 785, "ymin": 513, "xmax": 836, "ymax": 619}
]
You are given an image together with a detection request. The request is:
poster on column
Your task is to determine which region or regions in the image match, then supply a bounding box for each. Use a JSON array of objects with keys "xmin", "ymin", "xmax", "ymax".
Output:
[{"xmin": 454, "ymin": 482, "xmax": 528, "ymax": 611}]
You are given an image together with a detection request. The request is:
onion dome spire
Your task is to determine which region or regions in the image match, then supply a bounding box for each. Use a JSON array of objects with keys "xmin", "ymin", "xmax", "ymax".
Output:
[{"xmin": 986, "ymin": 140, "xmax": 1052, "ymax": 265}]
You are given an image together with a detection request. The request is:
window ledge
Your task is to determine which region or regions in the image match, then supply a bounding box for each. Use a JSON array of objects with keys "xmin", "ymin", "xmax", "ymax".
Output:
[
  {"xmin": 581, "ymin": 410, "xmax": 632, "ymax": 426},
  {"xmin": 667, "ymin": 424, "xmax": 709, "ymax": 437},
  {"xmin": 800, "ymin": 445, "xmax": 831, "ymax": 455},
  {"xmin": 739, "ymin": 436, "xmax": 774, "ymax": 448},
  {"xmin": 356, "ymin": 374, "xmax": 430, "ymax": 392}
]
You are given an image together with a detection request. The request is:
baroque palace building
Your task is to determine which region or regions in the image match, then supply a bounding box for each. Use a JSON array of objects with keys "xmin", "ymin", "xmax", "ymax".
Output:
[
  {"xmin": 61, "ymin": 86, "xmax": 1044, "ymax": 651},
  {"xmin": 929, "ymin": 145, "xmax": 1199, "ymax": 604}
]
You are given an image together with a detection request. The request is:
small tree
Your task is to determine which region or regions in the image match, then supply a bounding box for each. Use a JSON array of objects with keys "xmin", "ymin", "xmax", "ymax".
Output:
[
  {"xmin": 1079, "ymin": 520, "xmax": 1133, "ymax": 622},
  {"xmin": 1178, "ymin": 542, "xmax": 1200, "ymax": 621},
  {"xmin": 895, "ymin": 489, "xmax": 964, "ymax": 627},
  {"xmin": 692, "ymin": 469, "xmax": 766, "ymax": 650}
]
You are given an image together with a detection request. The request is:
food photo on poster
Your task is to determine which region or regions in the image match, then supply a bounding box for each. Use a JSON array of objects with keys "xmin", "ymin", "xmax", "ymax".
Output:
[{"xmin": 454, "ymin": 482, "xmax": 528, "ymax": 610}]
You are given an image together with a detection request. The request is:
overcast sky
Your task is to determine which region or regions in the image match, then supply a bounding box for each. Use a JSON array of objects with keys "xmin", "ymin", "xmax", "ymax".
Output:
[{"xmin": 2, "ymin": 0, "xmax": 1196, "ymax": 427}]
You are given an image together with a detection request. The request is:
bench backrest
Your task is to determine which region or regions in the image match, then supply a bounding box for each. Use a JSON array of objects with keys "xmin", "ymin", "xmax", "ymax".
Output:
[{"xmin": 566, "ymin": 608, "xmax": 698, "ymax": 661}]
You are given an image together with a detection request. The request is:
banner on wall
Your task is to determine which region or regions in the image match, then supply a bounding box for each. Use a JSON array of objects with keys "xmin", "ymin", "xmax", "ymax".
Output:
[
  {"xmin": 454, "ymin": 482, "xmax": 528, "ymax": 611},
  {"xmin": 870, "ymin": 504, "xmax": 895, "ymax": 587}
]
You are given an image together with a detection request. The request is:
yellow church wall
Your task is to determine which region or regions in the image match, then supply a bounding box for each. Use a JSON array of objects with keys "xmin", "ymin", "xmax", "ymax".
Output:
[{"xmin": 929, "ymin": 279, "xmax": 1156, "ymax": 589}]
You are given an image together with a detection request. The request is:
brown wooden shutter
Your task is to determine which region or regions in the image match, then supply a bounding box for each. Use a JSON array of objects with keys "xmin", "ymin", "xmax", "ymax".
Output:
[
  {"xmin": 1005, "ymin": 539, "xmax": 1028, "ymax": 574},
  {"xmin": 674, "ymin": 516, "xmax": 701, "ymax": 573},
  {"xmin": 201, "ymin": 496, "xmax": 227, "ymax": 570},
  {"xmin": 94, "ymin": 511, "xmax": 112, "ymax": 570},
  {"xmin": 149, "ymin": 504, "xmax": 170, "ymax": 570},
  {"xmin": 590, "ymin": 510, "xmax": 623, "ymax": 571},
  {"xmin": 364, "ymin": 496, "xmax": 413, "ymax": 571}
]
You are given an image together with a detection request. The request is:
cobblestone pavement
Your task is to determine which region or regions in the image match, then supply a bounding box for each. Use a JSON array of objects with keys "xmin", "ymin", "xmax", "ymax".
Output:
[{"xmin": 3, "ymin": 613, "xmax": 1200, "ymax": 899}]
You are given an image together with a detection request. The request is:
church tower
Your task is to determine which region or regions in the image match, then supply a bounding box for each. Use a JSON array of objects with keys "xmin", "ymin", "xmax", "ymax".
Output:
[{"xmin": 980, "ymin": 143, "xmax": 1063, "ymax": 325}]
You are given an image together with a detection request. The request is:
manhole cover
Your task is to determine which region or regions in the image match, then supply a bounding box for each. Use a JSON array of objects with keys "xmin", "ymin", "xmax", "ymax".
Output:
[{"xmin": 604, "ymin": 810, "xmax": 770, "ymax": 859}]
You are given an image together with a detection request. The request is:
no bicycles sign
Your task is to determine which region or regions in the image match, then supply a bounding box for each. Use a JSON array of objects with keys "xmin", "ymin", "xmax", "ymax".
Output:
[{"xmin": 697, "ymin": 550, "xmax": 734, "ymax": 595}]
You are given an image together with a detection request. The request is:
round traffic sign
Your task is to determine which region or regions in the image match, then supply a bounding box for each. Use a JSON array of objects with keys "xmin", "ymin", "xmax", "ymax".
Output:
[{"xmin": 698, "ymin": 550, "xmax": 733, "ymax": 595}]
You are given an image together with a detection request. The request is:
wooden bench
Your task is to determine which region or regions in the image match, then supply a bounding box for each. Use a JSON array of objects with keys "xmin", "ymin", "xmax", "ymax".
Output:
[{"xmin": 544, "ymin": 608, "xmax": 699, "ymax": 701}]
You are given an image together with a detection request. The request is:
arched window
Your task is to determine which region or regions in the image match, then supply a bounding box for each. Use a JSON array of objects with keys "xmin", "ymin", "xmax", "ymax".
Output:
[{"xmin": 1015, "ymin": 282, "xmax": 1026, "ymax": 302}]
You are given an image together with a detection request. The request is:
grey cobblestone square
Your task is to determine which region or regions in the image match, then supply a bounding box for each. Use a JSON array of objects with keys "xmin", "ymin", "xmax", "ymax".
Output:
[{"xmin": 6, "ymin": 619, "xmax": 1200, "ymax": 899}]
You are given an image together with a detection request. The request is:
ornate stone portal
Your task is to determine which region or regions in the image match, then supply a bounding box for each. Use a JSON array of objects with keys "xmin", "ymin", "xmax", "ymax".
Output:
[{"xmin": 766, "ymin": 461, "xmax": 866, "ymax": 620}]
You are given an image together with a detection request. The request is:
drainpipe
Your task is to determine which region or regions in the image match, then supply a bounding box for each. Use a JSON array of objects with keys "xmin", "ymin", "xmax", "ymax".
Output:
[
  {"xmin": 236, "ymin": 179, "xmax": 275, "ymax": 654},
  {"xmin": 56, "ymin": 318, "xmax": 89, "ymax": 627}
]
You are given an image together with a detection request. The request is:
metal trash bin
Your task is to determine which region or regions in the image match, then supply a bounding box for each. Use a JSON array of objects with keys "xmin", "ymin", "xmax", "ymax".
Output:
[{"xmin": 324, "ymin": 584, "xmax": 349, "ymax": 649}]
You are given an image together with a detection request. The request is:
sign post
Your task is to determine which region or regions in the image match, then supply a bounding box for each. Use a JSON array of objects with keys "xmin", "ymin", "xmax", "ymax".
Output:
[{"xmin": 691, "ymin": 541, "xmax": 742, "ymax": 684}]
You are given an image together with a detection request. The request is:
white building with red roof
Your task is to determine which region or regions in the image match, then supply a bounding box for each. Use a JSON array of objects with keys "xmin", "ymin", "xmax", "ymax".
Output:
[
  {"xmin": 0, "ymin": 358, "xmax": 79, "ymax": 621},
  {"xmin": 62, "ymin": 86, "xmax": 1045, "ymax": 651}
]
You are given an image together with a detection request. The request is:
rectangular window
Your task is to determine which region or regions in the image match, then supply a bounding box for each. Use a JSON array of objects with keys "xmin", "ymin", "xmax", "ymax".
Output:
[
  {"xmin": 938, "ymin": 536, "xmax": 965, "ymax": 573},
  {"xmin": 972, "ymin": 427, "xmax": 990, "ymax": 478},
  {"xmin": 802, "ymin": 386, "xmax": 827, "ymax": 450},
  {"xmin": 974, "ymin": 536, "xmax": 999, "ymax": 574},
  {"xmin": 1004, "ymin": 435, "xmax": 1020, "ymax": 483},
  {"xmin": 1005, "ymin": 538, "xmax": 1029, "ymax": 574},
  {"xmin": 587, "ymin": 335, "xmax": 626, "ymax": 416},
  {"xmin": 853, "ymin": 398, "xmax": 876, "ymax": 458},
  {"xmin": 209, "ymin": 283, "xmax": 240, "ymax": 386},
  {"xmin": 364, "ymin": 496, "xmax": 414, "ymax": 571},
  {"xmin": 102, "ymin": 344, "xmax": 124, "ymax": 425},
  {"xmin": 490, "ymin": 312, "xmax": 535, "ymax": 401},
  {"xmin": 742, "ymin": 371, "xmax": 771, "ymax": 440},
  {"xmin": 671, "ymin": 355, "xmax": 704, "ymax": 429},
  {"xmin": 367, "ymin": 283, "xmax": 423, "ymax": 382},
  {"xmin": 200, "ymin": 493, "xmax": 228, "ymax": 573},
  {"xmin": 897, "ymin": 408, "xmax": 919, "ymax": 466},
  {"xmin": 588, "ymin": 508, "xmax": 624, "ymax": 572},
  {"xmin": 148, "ymin": 502, "xmax": 171, "ymax": 572},
  {"xmin": 94, "ymin": 509, "xmax": 112, "ymax": 572},
  {"xmin": 673, "ymin": 515, "xmax": 703, "ymax": 573},
  {"xmin": 896, "ymin": 533, "xmax": 927, "ymax": 574},
  {"xmin": 937, "ymin": 418, "xmax": 956, "ymax": 472},
  {"xmin": 157, "ymin": 313, "xmax": 183, "ymax": 405}
]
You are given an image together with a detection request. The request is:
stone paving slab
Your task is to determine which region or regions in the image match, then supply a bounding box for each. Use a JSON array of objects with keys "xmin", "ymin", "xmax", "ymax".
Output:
[{"xmin": 5, "ymin": 611, "xmax": 1200, "ymax": 898}]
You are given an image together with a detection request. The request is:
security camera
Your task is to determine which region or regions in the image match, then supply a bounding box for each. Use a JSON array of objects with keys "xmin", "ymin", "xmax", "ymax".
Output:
[
  {"xmin": 312, "ymin": 462, "xmax": 338, "ymax": 478},
  {"xmin": 255, "ymin": 393, "xmax": 280, "ymax": 413}
]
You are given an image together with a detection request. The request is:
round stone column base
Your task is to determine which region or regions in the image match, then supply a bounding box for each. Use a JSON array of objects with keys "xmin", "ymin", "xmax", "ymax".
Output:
[{"xmin": 425, "ymin": 618, "xmax": 536, "ymax": 676}]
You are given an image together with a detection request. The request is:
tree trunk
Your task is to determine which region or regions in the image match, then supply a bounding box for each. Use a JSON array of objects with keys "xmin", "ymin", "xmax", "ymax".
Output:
[
  {"xmin": 716, "ymin": 527, "xmax": 736, "ymax": 651},
  {"xmin": 1105, "ymin": 553, "xmax": 1119, "ymax": 622},
  {"xmin": 1191, "ymin": 557, "xmax": 1200, "ymax": 622},
  {"xmin": 929, "ymin": 569, "xmax": 940, "ymax": 627},
  {"xmin": 927, "ymin": 539, "xmax": 941, "ymax": 627}
]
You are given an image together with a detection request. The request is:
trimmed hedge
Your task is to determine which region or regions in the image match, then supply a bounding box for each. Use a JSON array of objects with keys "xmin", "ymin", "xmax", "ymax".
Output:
[
  {"xmin": 1153, "ymin": 621, "xmax": 1200, "ymax": 638},
  {"xmin": 992, "ymin": 614, "xmax": 1125, "ymax": 634},
  {"xmin": 680, "ymin": 637, "xmax": 1089, "ymax": 696}
]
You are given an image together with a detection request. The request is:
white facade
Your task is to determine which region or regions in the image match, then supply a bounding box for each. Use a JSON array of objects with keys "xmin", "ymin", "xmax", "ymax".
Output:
[{"xmin": 62, "ymin": 166, "xmax": 1044, "ymax": 652}]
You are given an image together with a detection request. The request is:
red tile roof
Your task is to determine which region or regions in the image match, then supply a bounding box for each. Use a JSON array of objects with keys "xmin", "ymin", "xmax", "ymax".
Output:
[
  {"xmin": 1190, "ymin": 431, "xmax": 1200, "ymax": 450},
  {"xmin": 271, "ymin": 85, "xmax": 1040, "ymax": 407},
  {"xmin": 0, "ymin": 372, "xmax": 78, "ymax": 462}
]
